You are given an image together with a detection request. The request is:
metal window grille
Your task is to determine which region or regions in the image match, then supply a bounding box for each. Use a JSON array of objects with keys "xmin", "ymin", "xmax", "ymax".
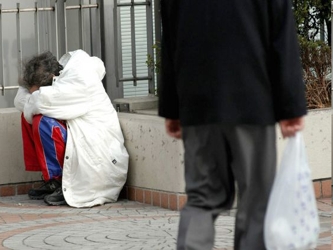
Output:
[
  {"xmin": 114, "ymin": 0, "xmax": 156, "ymax": 96},
  {"xmin": 0, "ymin": 0, "xmax": 100, "ymax": 97},
  {"xmin": 0, "ymin": 0, "xmax": 162, "ymax": 105}
]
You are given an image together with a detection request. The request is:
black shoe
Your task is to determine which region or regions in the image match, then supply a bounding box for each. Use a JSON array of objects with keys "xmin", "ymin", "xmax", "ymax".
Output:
[
  {"xmin": 44, "ymin": 187, "xmax": 67, "ymax": 206},
  {"xmin": 28, "ymin": 179, "xmax": 61, "ymax": 200}
]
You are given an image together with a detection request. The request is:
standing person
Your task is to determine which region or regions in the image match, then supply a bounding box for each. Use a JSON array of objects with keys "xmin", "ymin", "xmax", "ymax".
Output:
[
  {"xmin": 159, "ymin": 0, "xmax": 307, "ymax": 249},
  {"xmin": 14, "ymin": 50, "xmax": 129, "ymax": 208}
]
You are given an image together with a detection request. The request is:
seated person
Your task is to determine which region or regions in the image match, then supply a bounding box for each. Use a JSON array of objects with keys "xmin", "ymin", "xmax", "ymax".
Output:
[{"xmin": 14, "ymin": 50, "xmax": 129, "ymax": 208}]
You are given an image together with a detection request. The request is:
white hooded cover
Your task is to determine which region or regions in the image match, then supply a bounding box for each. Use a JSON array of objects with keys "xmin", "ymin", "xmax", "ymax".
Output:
[{"xmin": 14, "ymin": 50, "xmax": 129, "ymax": 208}]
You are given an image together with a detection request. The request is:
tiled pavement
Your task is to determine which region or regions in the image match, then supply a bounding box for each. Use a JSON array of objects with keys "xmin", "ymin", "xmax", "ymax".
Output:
[{"xmin": 0, "ymin": 195, "xmax": 331, "ymax": 250}]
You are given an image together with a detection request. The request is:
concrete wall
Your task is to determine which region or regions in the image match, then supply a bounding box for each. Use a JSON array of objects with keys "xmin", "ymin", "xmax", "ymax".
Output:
[
  {"xmin": 276, "ymin": 108, "xmax": 331, "ymax": 180},
  {"xmin": 0, "ymin": 108, "xmax": 331, "ymax": 193},
  {"xmin": 119, "ymin": 113, "xmax": 185, "ymax": 193},
  {"xmin": 120, "ymin": 109, "xmax": 331, "ymax": 193},
  {"xmin": 0, "ymin": 109, "xmax": 40, "ymax": 184}
]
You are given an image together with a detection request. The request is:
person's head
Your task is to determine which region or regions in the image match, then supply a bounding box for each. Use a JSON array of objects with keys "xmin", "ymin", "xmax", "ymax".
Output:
[{"xmin": 22, "ymin": 51, "xmax": 63, "ymax": 89}]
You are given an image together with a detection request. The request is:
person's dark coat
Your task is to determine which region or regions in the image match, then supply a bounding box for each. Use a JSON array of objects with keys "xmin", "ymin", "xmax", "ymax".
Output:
[{"xmin": 159, "ymin": 0, "xmax": 307, "ymax": 126}]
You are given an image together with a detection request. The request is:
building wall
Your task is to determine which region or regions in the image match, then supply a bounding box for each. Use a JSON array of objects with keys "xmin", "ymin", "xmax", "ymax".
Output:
[{"xmin": 0, "ymin": 108, "xmax": 330, "ymax": 197}]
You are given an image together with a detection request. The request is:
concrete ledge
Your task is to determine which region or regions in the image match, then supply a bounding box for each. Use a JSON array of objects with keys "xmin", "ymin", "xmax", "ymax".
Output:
[
  {"xmin": 0, "ymin": 107, "xmax": 331, "ymax": 210},
  {"xmin": 118, "ymin": 112, "xmax": 185, "ymax": 193},
  {"xmin": 113, "ymin": 96, "xmax": 158, "ymax": 112},
  {"xmin": 0, "ymin": 109, "xmax": 41, "ymax": 185}
]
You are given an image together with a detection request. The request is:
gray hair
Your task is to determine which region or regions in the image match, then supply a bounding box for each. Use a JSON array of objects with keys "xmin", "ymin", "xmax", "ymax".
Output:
[{"xmin": 22, "ymin": 51, "xmax": 63, "ymax": 89}]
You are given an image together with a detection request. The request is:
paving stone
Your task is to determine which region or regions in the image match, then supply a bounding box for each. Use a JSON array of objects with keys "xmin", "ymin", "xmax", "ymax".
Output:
[{"xmin": 0, "ymin": 195, "xmax": 331, "ymax": 250}]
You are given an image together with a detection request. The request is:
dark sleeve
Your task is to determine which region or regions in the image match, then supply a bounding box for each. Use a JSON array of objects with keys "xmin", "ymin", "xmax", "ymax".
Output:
[
  {"xmin": 158, "ymin": 0, "xmax": 180, "ymax": 120},
  {"xmin": 269, "ymin": 0, "xmax": 307, "ymax": 121}
]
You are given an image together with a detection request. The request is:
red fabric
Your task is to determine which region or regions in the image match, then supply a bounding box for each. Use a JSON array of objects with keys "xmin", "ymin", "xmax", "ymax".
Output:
[
  {"xmin": 52, "ymin": 127, "xmax": 66, "ymax": 170},
  {"xmin": 21, "ymin": 114, "xmax": 41, "ymax": 171},
  {"xmin": 32, "ymin": 115, "xmax": 51, "ymax": 180},
  {"xmin": 21, "ymin": 114, "xmax": 66, "ymax": 181}
]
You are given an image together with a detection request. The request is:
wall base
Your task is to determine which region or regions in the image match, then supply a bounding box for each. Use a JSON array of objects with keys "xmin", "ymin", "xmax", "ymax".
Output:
[
  {"xmin": 119, "ymin": 186, "xmax": 187, "ymax": 211},
  {"xmin": 313, "ymin": 178, "xmax": 332, "ymax": 199},
  {"xmin": 1, "ymin": 179, "xmax": 330, "ymax": 210}
]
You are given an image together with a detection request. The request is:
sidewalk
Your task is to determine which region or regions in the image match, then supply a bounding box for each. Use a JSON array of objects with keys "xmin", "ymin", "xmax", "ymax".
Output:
[{"xmin": 0, "ymin": 195, "xmax": 331, "ymax": 250}]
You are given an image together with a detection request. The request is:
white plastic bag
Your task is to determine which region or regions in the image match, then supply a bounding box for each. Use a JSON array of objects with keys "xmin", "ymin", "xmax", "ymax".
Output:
[{"xmin": 264, "ymin": 132, "xmax": 320, "ymax": 250}]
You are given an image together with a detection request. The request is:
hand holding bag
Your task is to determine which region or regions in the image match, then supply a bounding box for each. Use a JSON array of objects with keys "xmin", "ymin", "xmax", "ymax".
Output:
[{"xmin": 264, "ymin": 132, "xmax": 320, "ymax": 250}]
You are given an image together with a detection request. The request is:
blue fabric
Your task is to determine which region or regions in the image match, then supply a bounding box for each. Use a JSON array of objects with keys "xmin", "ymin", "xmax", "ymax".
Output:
[{"xmin": 37, "ymin": 116, "xmax": 67, "ymax": 179}]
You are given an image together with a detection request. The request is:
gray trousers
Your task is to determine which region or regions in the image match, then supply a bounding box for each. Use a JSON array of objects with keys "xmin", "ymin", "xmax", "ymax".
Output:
[{"xmin": 177, "ymin": 124, "xmax": 276, "ymax": 250}]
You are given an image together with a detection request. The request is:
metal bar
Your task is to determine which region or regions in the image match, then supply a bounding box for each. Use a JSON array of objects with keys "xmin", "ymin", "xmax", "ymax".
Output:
[
  {"xmin": 0, "ymin": 4, "xmax": 4, "ymax": 96},
  {"xmin": 90, "ymin": 0, "xmax": 101, "ymax": 57},
  {"xmin": 2, "ymin": 86, "xmax": 20, "ymax": 90},
  {"xmin": 1, "ymin": 7, "xmax": 54, "ymax": 14},
  {"xmin": 89, "ymin": 0, "xmax": 93, "ymax": 54},
  {"xmin": 35, "ymin": 2, "xmax": 40, "ymax": 53},
  {"xmin": 79, "ymin": 0, "xmax": 84, "ymax": 50},
  {"xmin": 119, "ymin": 76, "xmax": 152, "ymax": 82},
  {"xmin": 20, "ymin": 8, "xmax": 48, "ymax": 12},
  {"xmin": 47, "ymin": 3, "xmax": 52, "ymax": 54},
  {"xmin": 117, "ymin": 2, "xmax": 149, "ymax": 7},
  {"xmin": 17, "ymin": 3, "xmax": 22, "ymax": 88},
  {"xmin": 55, "ymin": 0, "xmax": 67, "ymax": 59},
  {"xmin": 146, "ymin": 0, "xmax": 154, "ymax": 95},
  {"xmin": 98, "ymin": 0, "xmax": 107, "ymax": 89},
  {"xmin": 113, "ymin": 0, "xmax": 120, "ymax": 87},
  {"xmin": 154, "ymin": 0, "xmax": 162, "ymax": 91},
  {"xmin": 130, "ymin": 0, "xmax": 137, "ymax": 86},
  {"xmin": 64, "ymin": 0, "xmax": 68, "ymax": 52},
  {"xmin": 0, "ymin": 5, "xmax": 97, "ymax": 14},
  {"xmin": 55, "ymin": 0, "xmax": 59, "ymax": 59},
  {"xmin": 66, "ymin": 4, "xmax": 98, "ymax": 10}
]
